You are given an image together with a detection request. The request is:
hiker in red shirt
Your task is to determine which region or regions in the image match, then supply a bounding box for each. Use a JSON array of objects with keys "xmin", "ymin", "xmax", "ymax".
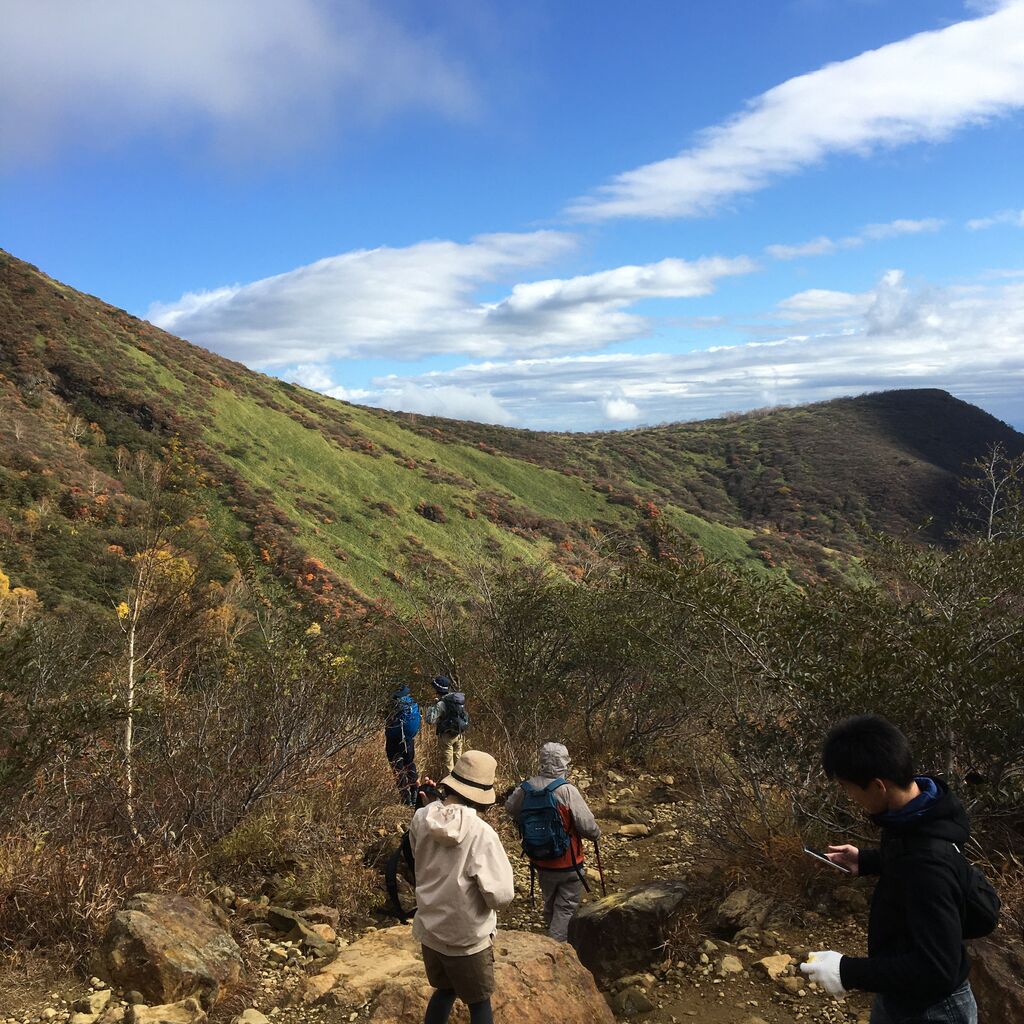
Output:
[{"xmin": 505, "ymin": 742, "xmax": 599, "ymax": 942}]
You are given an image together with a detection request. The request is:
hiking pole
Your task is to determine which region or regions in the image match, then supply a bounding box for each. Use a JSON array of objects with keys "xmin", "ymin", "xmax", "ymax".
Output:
[{"xmin": 594, "ymin": 838, "xmax": 607, "ymax": 897}]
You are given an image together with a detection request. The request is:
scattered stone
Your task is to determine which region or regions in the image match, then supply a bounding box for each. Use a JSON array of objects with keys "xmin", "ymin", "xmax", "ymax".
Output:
[
  {"xmin": 753, "ymin": 953, "xmax": 793, "ymax": 980},
  {"xmin": 714, "ymin": 889, "xmax": 776, "ymax": 934},
  {"xmin": 75, "ymin": 993, "xmax": 111, "ymax": 1016},
  {"xmin": 617, "ymin": 824, "xmax": 650, "ymax": 839},
  {"xmin": 233, "ymin": 1012, "xmax": 269, "ymax": 1024},
  {"xmin": 128, "ymin": 998, "xmax": 206, "ymax": 1024},
  {"xmin": 299, "ymin": 906, "xmax": 340, "ymax": 929},
  {"xmin": 718, "ymin": 955, "xmax": 743, "ymax": 976},
  {"xmin": 610, "ymin": 986, "xmax": 655, "ymax": 1017},
  {"xmin": 777, "ymin": 976, "xmax": 804, "ymax": 996},
  {"xmin": 103, "ymin": 893, "xmax": 243, "ymax": 1009}
]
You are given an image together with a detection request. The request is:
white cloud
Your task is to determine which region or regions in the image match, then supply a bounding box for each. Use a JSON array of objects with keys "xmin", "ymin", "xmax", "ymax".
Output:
[
  {"xmin": 967, "ymin": 209, "xmax": 1024, "ymax": 230},
  {"xmin": 375, "ymin": 384, "xmax": 515, "ymax": 425},
  {"xmin": 568, "ymin": 3, "xmax": 1024, "ymax": 220},
  {"xmin": 148, "ymin": 235, "xmax": 755, "ymax": 365},
  {"xmin": 601, "ymin": 396, "xmax": 641, "ymax": 422},
  {"xmin": 0, "ymin": 0, "xmax": 475, "ymax": 167},
  {"xmin": 765, "ymin": 237, "xmax": 839, "ymax": 261},
  {"xmin": 775, "ymin": 287, "xmax": 875, "ymax": 320},
  {"xmin": 362, "ymin": 271, "xmax": 1024, "ymax": 430},
  {"xmin": 767, "ymin": 217, "xmax": 945, "ymax": 261}
]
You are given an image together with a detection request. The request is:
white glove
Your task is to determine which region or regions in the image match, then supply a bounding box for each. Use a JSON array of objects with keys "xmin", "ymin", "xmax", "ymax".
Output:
[{"xmin": 800, "ymin": 950, "xmax": 846, "ymax": 996}]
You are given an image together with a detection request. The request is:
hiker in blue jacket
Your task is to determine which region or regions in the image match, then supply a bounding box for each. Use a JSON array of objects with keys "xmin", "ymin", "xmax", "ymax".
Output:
[
  {"xmin": 384, "ymin": 683, "xmax": 421, "ymax": 806},
  {"xmin": 505, "ymin": 742, "xmax": 599, "ymax": 942}
]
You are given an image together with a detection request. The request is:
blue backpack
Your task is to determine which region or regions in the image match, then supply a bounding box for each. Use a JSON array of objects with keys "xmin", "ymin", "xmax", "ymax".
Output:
[
  {"xmin": 517, "ymin": 779, "xmax": 572, "ymax": 861},
  {"xmin": 400, "ymin": 696, "xmax": 421, "ymax": 740},
  {"xmin": 387, "ymin": 694, "xmax": 420, "ymax": 742}
]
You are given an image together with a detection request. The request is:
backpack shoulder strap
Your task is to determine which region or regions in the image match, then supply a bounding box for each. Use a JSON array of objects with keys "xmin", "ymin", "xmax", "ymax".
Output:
[{"xmin": 544, "ymin": 778, "xmax": 568, "ymax": 795}]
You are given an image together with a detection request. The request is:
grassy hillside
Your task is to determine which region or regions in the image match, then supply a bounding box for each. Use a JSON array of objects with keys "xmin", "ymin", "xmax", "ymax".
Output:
[{"xmin": 1, "ymin": 249, "xmax": 1020, "ymax": 614}]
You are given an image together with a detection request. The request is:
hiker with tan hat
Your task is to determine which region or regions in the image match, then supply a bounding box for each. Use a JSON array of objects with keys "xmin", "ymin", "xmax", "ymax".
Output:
[{"xmin": 409, "ymin": 749, "xmax": 514, "ymax": 1024}]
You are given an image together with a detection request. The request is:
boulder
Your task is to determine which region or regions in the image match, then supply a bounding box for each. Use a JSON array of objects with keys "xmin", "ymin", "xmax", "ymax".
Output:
[
  {"xmin": 969, "ymin": 936, "xmax": 1024, "ymax": 1021},
  {"xmin": 292, "ymin": 926, "xmax": 613, "ymax": 1024},
  {"xmin": 128, "ymin": 998, "xmax": 206, "ymax": 1024},
  {"xmin": 714, "ymin": 888, "xmax": 776, "ymax": 935},
  {"xmin": 568, "ymin": 880, "xmax": 689, "ymax": 981},
  {"xmin": 103, "ymin": 893, "xmax": 243, "ymax": 1008}
]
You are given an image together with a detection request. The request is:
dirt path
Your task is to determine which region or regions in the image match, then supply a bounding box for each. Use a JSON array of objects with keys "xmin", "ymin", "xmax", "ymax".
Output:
[{"xmin": 0, "ymin": 767, "xmax": 876, "ymax": 1024}]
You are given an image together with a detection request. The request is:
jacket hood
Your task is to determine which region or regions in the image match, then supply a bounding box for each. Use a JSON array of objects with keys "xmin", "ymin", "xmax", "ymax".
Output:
[
  {"xmin": 539, "ymin": 742, "xmax": 570, "ymax": 778},
  {"xmin": 392, "ymin": 685, "xmax": 411, "ymax": 700},
  {"xmin": 872, "ymin": 776, "xmax": 970, "ymax": 844},
  {"xmin": 421, "ymin": 800, "xmax": 478, "ymax": 846}
]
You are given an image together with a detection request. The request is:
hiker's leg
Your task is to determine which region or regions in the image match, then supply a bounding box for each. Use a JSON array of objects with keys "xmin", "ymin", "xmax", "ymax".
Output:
[
  {"xmin": 538, "ymin": 870, "xmax": 560, "ymax": 931},
  {"xmin": 385, "ymin": 735, "xmax": 405, "ymax": 799},
  {"xmin": 452, "ymin": 733, "xmax": 464, "ymax": 763},
  {"xmin": 440, "ymin": 733, "xmax": 457, "ymax": 773},
  {"xmin": 403, "ymin": 740, "xmax": 418, "ymax": 805},
  {"xmin": 468, "ymin": 1000, "xmax": 493, "ymax": 1024},
  {"xmin": 548, "ymin": 873, "xmax": 583, "ymax": 942},
  {"xmin": 424, "ymin": 989, "xmax": 457, "ymax": 1024}
]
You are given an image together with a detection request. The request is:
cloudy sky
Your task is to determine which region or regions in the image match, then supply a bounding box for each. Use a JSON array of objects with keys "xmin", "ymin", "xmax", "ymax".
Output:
[{"xmin": 3, "ymin": 0, "xmax": 1023, "ymax": 430}]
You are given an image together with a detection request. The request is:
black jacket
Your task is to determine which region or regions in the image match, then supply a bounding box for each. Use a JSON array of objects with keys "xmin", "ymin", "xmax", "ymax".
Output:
[{"xmin": 839, "ymin": 777, "xmax": 972, "ymax": 1009}]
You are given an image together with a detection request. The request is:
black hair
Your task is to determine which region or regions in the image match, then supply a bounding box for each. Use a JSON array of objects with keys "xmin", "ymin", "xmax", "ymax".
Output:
[{"xmin": 822, "ymin": 714, "xmax": 915, "ymax": 788}]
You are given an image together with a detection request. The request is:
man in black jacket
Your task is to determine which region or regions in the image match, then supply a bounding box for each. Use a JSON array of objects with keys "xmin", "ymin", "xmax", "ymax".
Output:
[{"xmin": 801, "ymin": 715, "xmax": 977, "ymax": 1024}]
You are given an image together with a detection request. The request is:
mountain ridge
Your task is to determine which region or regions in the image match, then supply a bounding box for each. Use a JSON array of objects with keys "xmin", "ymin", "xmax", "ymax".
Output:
[{"xmin": 2, "ymin": 249, "xmax": 1021, "ymax": 613}]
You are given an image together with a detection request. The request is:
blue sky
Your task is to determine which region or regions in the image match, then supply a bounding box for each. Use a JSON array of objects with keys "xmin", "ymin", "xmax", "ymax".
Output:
[{"xmin": 2, "ymin": 0, "xmax": 1023, "ymax": 430}]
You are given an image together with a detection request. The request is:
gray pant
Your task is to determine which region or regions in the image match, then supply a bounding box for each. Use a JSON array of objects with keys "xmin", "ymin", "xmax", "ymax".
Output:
[
  {"xmin": 538, "ymin": 868, "xmax": 582, "ymax": 942},
  {"xmin": 871, "ymin": 981, "xmax": 977, "ymax": 1024}
]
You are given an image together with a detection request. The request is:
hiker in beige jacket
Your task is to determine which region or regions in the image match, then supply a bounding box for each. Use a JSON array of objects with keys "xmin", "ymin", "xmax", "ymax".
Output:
[{"xmin": 409, "ymin": 750, "xmax": 514, "ymax": 1024}]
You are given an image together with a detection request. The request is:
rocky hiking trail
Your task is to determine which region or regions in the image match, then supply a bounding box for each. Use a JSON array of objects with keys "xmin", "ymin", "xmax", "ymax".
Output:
[{"xmin": 2, "ymin": 768, "xmax": 1019, "ymax": 1024}]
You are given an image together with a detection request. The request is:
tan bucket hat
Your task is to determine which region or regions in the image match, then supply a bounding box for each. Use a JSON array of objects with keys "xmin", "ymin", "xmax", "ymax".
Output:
[{"xmin": 442, "ymin": 750, "xmax": 498, "ymax": 806}]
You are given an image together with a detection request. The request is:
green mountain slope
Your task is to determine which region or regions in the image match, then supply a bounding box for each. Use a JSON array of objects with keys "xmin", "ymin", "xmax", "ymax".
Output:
[{"xmin": 1, "ymin": 249, "xmax": 1020, "ymax": 613}]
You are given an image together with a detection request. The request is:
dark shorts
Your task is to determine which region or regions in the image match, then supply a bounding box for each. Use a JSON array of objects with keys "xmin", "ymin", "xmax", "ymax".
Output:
[{"xmin": 421, "ymin": 944, "xmax": 495, "ymax": 1004}]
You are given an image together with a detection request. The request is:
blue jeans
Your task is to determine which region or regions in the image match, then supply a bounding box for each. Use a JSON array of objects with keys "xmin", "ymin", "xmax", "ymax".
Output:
[{"xmin": 871, "ymin": 981, "xmax": 977, "ymax": 1024}]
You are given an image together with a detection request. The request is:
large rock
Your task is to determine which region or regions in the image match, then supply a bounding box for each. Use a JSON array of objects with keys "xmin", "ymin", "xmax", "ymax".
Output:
[
  {"xmin": 292, "ymin": 926, "xmax": 613, "ymax": 1024},
  {"xmin": 103, "ymin": 893, "xmax": 243, "ymax": 1008},
  {"xmin": 969, "ymin": 935, "xmax": 1024, "ymax": 1021},
  {"xmin": 568, "ymin": 880, "xmax": 689, "ymax": 981},
  {"xmin": 714, "ymin": 888, "xmax": 777, "ymax": 935}
]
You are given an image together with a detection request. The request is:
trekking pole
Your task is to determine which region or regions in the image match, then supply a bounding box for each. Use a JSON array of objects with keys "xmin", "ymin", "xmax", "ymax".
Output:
[{"xmin": 594, "ymin": 838, "xmax": 607, "ymax": 897}]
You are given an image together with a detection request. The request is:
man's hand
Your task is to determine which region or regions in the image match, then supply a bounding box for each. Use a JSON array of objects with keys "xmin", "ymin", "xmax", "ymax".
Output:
[
  {"xmin": 800, "ymin": 951, "xmax": 846, "ymax": 996},
  {"xmin": 826, "ymin": 844, "xmax": 859, "ymax": 876}
]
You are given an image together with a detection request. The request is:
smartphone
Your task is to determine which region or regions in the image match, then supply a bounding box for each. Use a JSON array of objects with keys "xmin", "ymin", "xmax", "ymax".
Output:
[{"xmin": 803, "ymin": 846, "xmax": 852, "ymax": 873}]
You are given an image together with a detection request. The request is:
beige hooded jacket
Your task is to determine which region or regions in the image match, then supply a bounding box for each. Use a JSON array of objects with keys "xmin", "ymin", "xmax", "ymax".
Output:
[{"xmin": 409, "ymin": 801, "xmax": 515, "ymax": 956}]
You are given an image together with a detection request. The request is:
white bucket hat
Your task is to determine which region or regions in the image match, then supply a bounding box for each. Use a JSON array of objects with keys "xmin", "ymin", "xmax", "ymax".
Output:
[{"xmin": 442, "ymin": 749, "xmax": 497, "ymax": 806}]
